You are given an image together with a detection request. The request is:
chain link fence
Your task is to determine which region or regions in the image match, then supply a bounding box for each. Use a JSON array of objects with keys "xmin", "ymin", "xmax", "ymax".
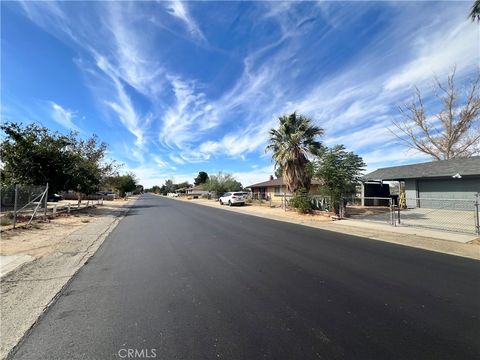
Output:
[
  {"xmin": 344, "ymin": 195, "xmax": 480, "ymax": 235},
  {"xmin": 344, "ymin": 196, "xmax": 395, "ymax": 224},
  {"xmin": 1, "ymin": 184, "xmax": 104, "ymax": 228},
  {"xmin": 272, "ymin": 193, "xmax": 332, "ymax": 212},
  {"xmin": 397, "ymin": 198, "xmax": 478, "ymax": 234},
  {"xmin": 1, "ymin": 184, "xmax": 48, "ymax": 227}
]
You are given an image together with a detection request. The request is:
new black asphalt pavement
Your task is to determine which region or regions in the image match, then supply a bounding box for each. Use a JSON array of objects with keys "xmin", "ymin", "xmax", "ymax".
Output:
[{"xmin": 10, "ymin": 194, "xmax": 480, "ymax": 359}]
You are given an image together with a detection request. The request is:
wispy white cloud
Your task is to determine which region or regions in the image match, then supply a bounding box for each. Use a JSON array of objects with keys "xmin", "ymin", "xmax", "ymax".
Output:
[
  {"xmin": 160, "ymin": 76, "xmax": 216, "ymax": 148},
  {"xmin": 169, "ymin": 154, "xmax": 186, "ymax": 165},
  {"xmin": 94, "ymin": 55, "xmax": 146, "ymax": 147},
  {"xmin": 197, "ymin": 118, "xmax": 277, "ymax": 159},
  {"xmin": 152, "ymin": 155, "xmax": 169, "ymax": 168},
  {"xmin": 384, "ymin": 21, "xmax": 478, "ymax": 91},
  {"xmin": 164, "ymin": 1, "xmax": 205, "ymax": 42},
  {"xmin": 105, "ymin": 4, "xmax": 165, "ymax": 98},
  {"xmin": 50, "ymin": 102, "xmax": 80, "ymax": 131}
]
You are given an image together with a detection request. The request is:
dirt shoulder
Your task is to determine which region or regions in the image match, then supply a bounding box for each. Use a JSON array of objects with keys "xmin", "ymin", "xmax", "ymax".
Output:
[
  {"xmin": 167, "ymin": 196, "xmax": 480, "ymax": 261},
  {"xmin": 0, "ymin": 197, "xmax": 137, "ymax": 360}
]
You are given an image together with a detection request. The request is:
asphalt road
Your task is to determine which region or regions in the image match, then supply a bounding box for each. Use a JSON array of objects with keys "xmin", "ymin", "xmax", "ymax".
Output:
[{"xmin": 11, "ymin": 194, "xmax": 480, "ymax": 360}]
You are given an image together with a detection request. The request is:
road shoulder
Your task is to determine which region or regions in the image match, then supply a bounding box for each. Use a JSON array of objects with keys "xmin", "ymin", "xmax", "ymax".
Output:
[{"xmin": 0, "ymin": 197, "xmax": 138, "ymax": 360}]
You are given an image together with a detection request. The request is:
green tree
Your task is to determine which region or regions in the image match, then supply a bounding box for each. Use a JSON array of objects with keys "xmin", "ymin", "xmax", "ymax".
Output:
[
  {"xmin": 146, "ymin": 185, "xmax": 161, "ymax": 193},
  {"xmin": 0, "ymin": 122, "xmax": 116, "ymax": 199},
  {"xmin": 194, "ymin": 171, "xmax": 209, "ymax": 186},
  {"xmin": 315, "ymin": 145, "xmax": 366, "ymax": 214},
  {"xmin": 105, "ymin": 173, "xmax": 137, "ymax": 197},
  {"xmin": 164, "ymin": 179, "xmax": 176, "ymax": 194},
  {"xmin": 1, "ymin": 122, "xmax": 71, "ymax": 193},
  {"xmin": 266, "ymin": 112, "xmax": 324, "ymax": 193},
  {"xmin": 202, "ymin": 172, "xmax": 242, "ymax": 195},
  {"xmin": 68, "ymin": 134, "xmax": 118, "ymax": 200}
]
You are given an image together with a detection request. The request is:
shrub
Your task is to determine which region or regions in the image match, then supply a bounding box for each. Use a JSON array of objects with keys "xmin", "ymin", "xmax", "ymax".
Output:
[{"xmin": 289, "ymin": 190, "xmax": 313, "ymax": 214}]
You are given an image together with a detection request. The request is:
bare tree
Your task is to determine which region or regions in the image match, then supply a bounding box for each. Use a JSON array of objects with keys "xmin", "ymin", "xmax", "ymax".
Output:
[{"xmin": 392, "ymin": 70, "xmax": 480, "ymax": 160}]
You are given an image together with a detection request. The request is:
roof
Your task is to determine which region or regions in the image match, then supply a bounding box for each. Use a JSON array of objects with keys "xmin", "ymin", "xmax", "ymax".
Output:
[
  {"xmin": 363, "ymin": 156, "xmax": 480, "ymax": 181},
  {"xmin": 188, "ymin": 185, "xmax": 207, "ymax": 191},
  {"xmin": 247, "ymin": 177, "xmax": 321, "ymax": 188}
]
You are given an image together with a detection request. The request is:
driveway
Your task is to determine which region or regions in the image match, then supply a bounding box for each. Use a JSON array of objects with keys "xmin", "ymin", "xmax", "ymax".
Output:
[
  {"xmin": 10, "ymin": 194, "xmax": 480, "ymax": 359},
  {"xmin": 348, "ymin": 206, "xmax": 477, "ymax": 234}
]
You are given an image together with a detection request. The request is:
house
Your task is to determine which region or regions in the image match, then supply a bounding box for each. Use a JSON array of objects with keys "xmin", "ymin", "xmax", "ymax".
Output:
[
  {"xmin": 247, "ymin": 176, "xmax": 322, "ymax": 205},
  {"xmin": 362, "ymin": 156, "xmax": 480, "ymax": 208},
  {"xmin": 175, "ymin": 187, "xmax": 189, "ymax": 195},
  {"xmin": 186, "ymin": 185, "xmax": 210, "ymax": 197}
]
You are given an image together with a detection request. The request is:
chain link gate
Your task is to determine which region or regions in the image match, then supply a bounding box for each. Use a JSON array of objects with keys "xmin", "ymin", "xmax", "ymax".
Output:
[{"xmin": 345, "ymin": 195, "xmax": 480, "ymax": 235}]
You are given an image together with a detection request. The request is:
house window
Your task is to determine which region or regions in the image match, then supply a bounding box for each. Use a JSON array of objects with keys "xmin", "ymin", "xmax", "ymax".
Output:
[{"xmin": 274, "ymin": 186, "xmax": 281, "ymax": 194}]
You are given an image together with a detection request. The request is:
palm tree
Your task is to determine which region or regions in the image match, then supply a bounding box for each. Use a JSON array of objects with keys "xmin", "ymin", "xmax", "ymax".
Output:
[
  {"xmin": 266, "ymin": 112, "xmax": 324, "ymax": 193},
  {"xmin": 471, "ymin": 0, "xmax": 480, "ymax": 22}
]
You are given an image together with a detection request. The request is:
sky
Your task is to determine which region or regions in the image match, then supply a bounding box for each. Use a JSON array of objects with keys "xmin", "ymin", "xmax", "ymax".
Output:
[{"xmin": 1, "ymin": 1, "xmax": 479, "ymax": 188}]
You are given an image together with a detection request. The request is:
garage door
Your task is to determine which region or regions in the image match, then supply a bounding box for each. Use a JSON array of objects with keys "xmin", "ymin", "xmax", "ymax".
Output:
[{"xmin": 418, "ymin": 178, "xmax": 480, "ymax": 209}]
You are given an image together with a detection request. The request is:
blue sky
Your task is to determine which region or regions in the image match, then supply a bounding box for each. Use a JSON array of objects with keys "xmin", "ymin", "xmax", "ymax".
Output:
[{"xmin": 1, "ymin": 1, "xmax": 478, "ymax": 187}]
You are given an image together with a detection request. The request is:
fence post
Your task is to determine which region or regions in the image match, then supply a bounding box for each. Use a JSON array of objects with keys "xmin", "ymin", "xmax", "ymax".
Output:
[
  {"xmin": 43, "ymin": 183, "xmax": 49, "ymax": 220},
  {"xmin": 67, "ymin": 204, "xmax": 70, "ymax": 214},
  {"xmin": 390, "ymin": 198, "xmax": 395, "ymax": 226},
  {"xmin": 13, "ymin": 184, "xmax": 19, "ymax": 229},
  {"xmin": 53, "ymin": 204, "xmax": 57, "ymax": 216},
  {"xmin": 397, "ymin": 203, "xmax": 401, "ymax": 225},
  {"xmin": 475, "ymin": 193, "xmax": 480, "ymax": 235}
]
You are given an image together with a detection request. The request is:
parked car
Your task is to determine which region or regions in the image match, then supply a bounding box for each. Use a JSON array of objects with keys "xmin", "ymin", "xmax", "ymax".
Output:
[
  {"xmin": 48, "ymin": 193, "xmax": 63, "ymax": 202},
  {"xmin": 219, "ymin": 192, "xmax": 246, "ymax": 206}
]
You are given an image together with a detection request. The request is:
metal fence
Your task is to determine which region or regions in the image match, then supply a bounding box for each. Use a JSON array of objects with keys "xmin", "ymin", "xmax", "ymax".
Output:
[
  {"xmin": 344, "ymin": 196, "xmax": 395, "ymax": 224},
  {"xmin": 344, "ymin": 195, "xmax": 480, "ymax": 235},
  {"xmin": 1, "ymin": 184, "xmax": 46, "ymax": 211},
  {"xmin": 270, "ymin": 193, "xmax": 331, "ymax": 211},
  {"xmin": 1, "ymin": 184, "xmax": 48, "ymax": 227},
  {"xmin": 1, "ymin": 184, "xmax": 104, "ymax": 229}
]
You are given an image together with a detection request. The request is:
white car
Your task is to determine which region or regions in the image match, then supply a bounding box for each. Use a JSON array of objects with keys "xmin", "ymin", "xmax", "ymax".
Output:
[{"xmin": 219, "ymin": 192, "xmax": 246, "ymax": 206}]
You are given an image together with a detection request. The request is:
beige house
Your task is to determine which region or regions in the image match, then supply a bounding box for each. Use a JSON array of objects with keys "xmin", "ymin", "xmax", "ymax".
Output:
[
  {"xmin": 186, "ymin": 185, "xmax": 210, "ymax": 197},
  {"xmin": 247, "ymin": 176, "xmax": 321, "ymax": 205}
]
